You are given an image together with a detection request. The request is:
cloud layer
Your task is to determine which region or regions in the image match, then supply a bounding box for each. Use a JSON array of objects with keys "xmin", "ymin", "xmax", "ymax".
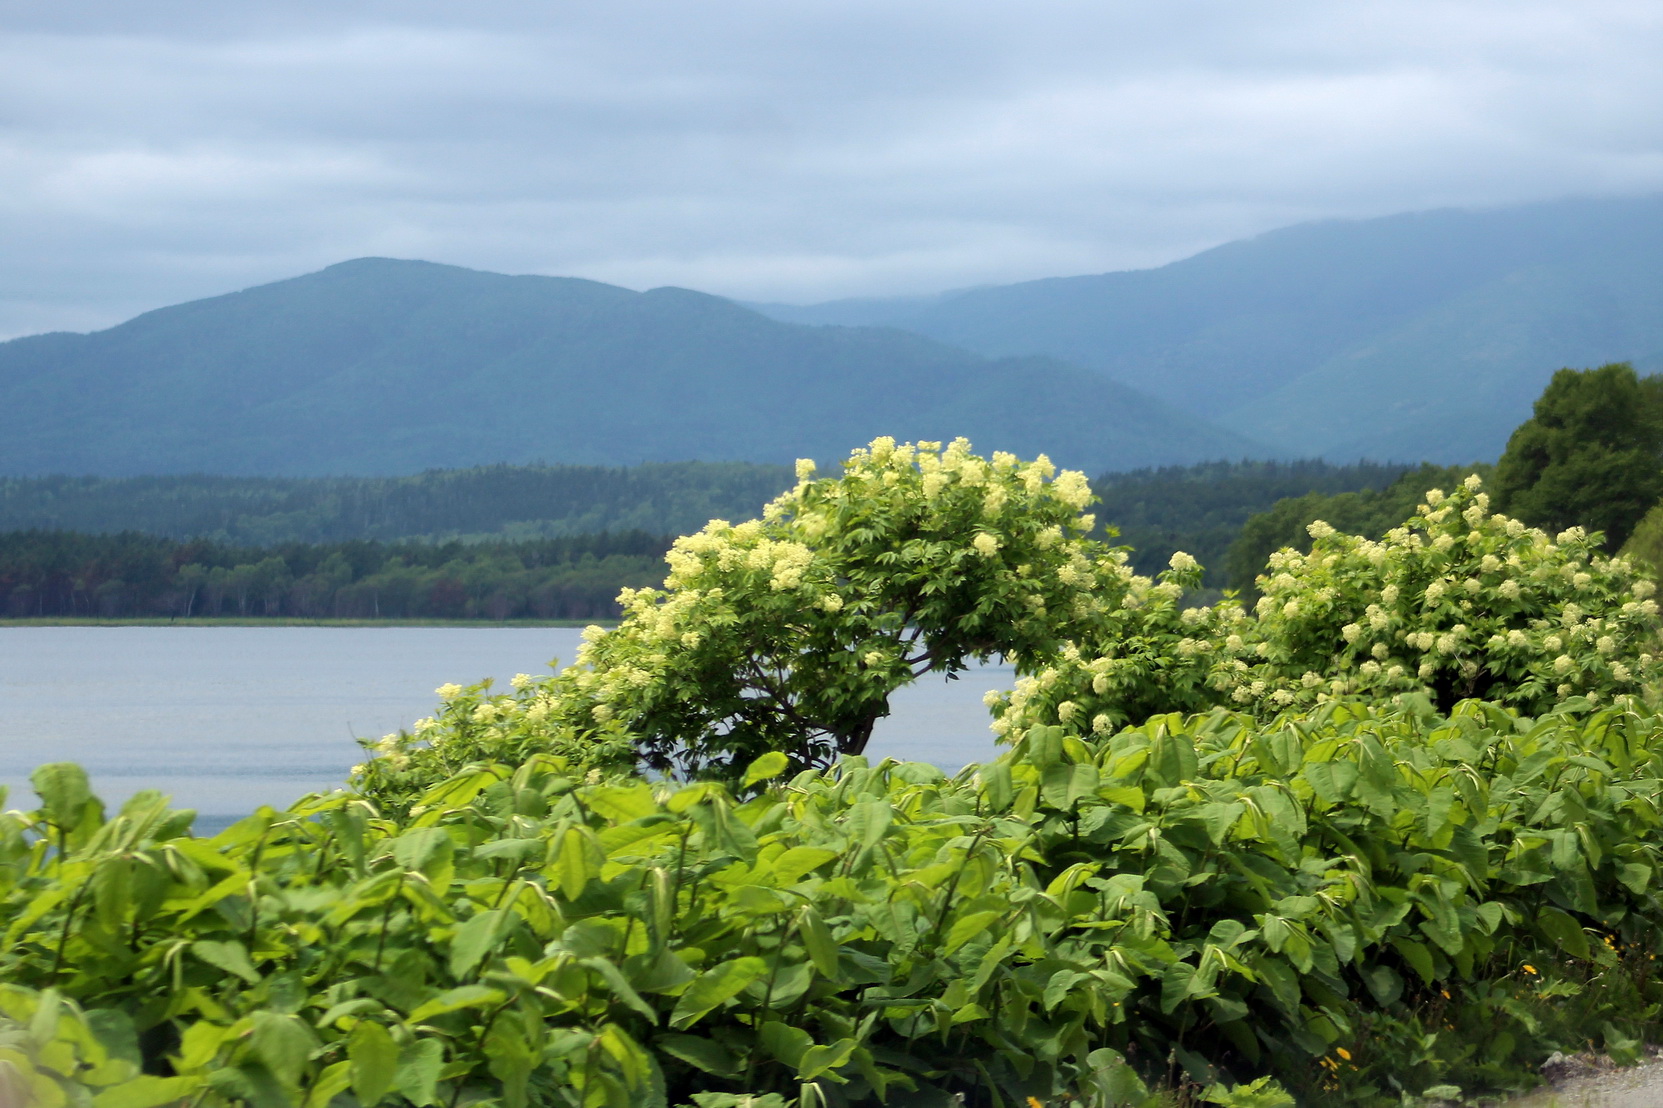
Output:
[{"xmin": 2, "ymin": 0, "xmax": 1661, "ymax": 336}]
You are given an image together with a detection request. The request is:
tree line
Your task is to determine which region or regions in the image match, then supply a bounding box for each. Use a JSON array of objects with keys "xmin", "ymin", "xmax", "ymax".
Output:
[
  {"xmin": 0, "ymin": 530, "xmax": 671, "ymax": 621},
  {"xmin": 8, "ymin": 362, "xmax": 1652, "ymax": 618},
  {"xmin": 1093, "ymin": 458, "xmax": 1412, "ymax": 587},
  {"xmin": 0, "ymin": 460, "xmax": 794, "ymax": 545},
  {"xmin": 1226, "ymin": 362, "xmax": 1663, "ymax": 592}
]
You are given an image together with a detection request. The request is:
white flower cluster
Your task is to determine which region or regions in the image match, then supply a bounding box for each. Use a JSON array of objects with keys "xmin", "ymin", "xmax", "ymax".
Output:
[{"xmin": 995, "ymin": 472, "xmax": 1663, "ymax": 741}]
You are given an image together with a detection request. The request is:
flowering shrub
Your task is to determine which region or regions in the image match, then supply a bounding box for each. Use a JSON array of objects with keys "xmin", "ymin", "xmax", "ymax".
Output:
[
  {"xmin": 352, "ymin": 676, "xmax": 639, "ymax": 816},
  {"xmin": 995, "ymin": 475, "xmax": 1663, "ymax": 741},
  {"xmin": 380, "ymin": 438, "xmax": 1134, "ymax": 781}
]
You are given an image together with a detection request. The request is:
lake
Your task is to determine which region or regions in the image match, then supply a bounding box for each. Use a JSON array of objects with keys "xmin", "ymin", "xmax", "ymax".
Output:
[{"xmin": 0, "ymin": 627, "xmax": 1011, "ymax": 830}]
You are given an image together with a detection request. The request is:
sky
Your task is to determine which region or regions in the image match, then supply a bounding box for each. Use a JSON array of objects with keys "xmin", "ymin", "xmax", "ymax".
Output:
[{"xmin": 1, "ymin": 0, "xmax": 1661, "ymax": 338}]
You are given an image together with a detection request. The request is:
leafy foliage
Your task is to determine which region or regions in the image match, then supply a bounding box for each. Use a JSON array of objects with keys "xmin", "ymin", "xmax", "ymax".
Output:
[
  {"xmin": 1492, "ymin": 363, "xmax": 1663, "ymax": 552},
  {"xmin": 10, "ymin": 697, "xmax": 1663, "ymax": 1106},
  {"xmin": 999, "ymin": 474, "xmax": 1662, "ymax": 741},
  {"xmin": 1223, "ymin": 463, "xmax": 1485, "ymax": 594},
  {"xmin": 10, "ymin": 438, "xmax": 1663, "ymax": 1107},
  {"xmin": 467, "ymin": 439, "xmax": 1131, "ymax": 779}
]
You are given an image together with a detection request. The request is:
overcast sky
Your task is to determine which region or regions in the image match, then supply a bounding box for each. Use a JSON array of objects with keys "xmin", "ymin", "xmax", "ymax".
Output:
[{"xmin": 1, "ymin": 0, "xmax": 1660, "ymax": 337}]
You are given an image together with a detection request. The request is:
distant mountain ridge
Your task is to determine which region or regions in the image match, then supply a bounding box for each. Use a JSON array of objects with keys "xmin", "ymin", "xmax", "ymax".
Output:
[
  {"xmin": 0, "ymin": 259, "xmax": 1260, "ymax": 477},
  {"xmin": 750, "ymin": 194, "xmax": 1663, "ymax": 464}
]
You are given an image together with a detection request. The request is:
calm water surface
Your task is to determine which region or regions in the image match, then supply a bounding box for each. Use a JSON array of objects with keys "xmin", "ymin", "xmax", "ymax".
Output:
[{"xmin": 0, "ymin": 627, "xmax": 1010, "ymax": 829}]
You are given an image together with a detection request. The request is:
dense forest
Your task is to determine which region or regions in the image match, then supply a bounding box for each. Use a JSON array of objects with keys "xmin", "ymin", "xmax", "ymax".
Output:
[
  {"xmin": 0, "ymin": 530, "xmax": 670, "ymax": 621},
  {"xmin": 0, "ymin": 458, "xmax": 1424, "ymax": 617},
  {"xmin": 0, "ymin": 461, "xmax": 793, "ymax": 544}
]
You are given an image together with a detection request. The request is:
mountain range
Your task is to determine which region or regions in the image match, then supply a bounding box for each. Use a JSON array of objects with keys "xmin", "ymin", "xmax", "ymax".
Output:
[
  {"xmin": 3, "ymin": 193, "xmax": 1660, "ymax": 477},
  {"xmin": 0, "ymin": 259, "xmax": 1252, "ymax": 476},
  {"xmin": 751, "ymin": 194, "xmax": 1663, "ymax": 463}
]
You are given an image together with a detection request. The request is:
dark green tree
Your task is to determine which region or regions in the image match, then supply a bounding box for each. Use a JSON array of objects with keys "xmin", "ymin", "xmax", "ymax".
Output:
[{"xmin": 1492, "ymin": 363, "xmax": 1663, "ymax": 551}]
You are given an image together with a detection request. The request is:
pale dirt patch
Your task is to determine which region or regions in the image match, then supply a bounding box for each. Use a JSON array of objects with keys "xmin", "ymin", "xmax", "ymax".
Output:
[{"xmin": 1483, "ymin": 1048, "xmax": 1663, "ymax": 1108}]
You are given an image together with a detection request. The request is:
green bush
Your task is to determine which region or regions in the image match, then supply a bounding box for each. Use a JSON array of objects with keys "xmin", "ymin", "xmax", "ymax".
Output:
[
  {"xmin": 8, "ymin": 696, "xmax": 1663, "ymax": 1106},
  {"xmin": 365, "ymin": 438, "xmax": 1129, "ymax": 787},
  {"xmin": 995, "ymin": 473, "xmax": 1662, "ymax": 741},
  {"xmin": 11, "ymin": 439, "xmax": 1663, "ymax": 1107}
]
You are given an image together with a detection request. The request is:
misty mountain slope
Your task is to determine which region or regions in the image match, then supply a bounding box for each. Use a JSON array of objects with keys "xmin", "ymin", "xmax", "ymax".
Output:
[
  {"xmin": 753, "ymin": 195, "xmax": 1663, "ymax": 463},
  {"xmin": 1231, "ymin": 248, "xmax": 1663, "ymax": 462},
  {"xmin": 0, "ymin": 258, "xmax": 1262, "ymax": 476}
]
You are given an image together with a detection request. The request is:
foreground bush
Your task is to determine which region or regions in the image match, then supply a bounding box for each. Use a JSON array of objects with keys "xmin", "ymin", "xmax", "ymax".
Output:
[
  {"xmin": 11, "ymin": 438, "xmax": 1663, "ymax": 1107},
  {"xmin": 8, "ymin": 694, "xmax": 1663, "ymax": 1106}
]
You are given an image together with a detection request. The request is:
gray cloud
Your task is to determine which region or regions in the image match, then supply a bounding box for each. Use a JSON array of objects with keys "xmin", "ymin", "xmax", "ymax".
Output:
[{"xmin": 1, "ymin": 0, "xmax": 1660, "ymax": 336}]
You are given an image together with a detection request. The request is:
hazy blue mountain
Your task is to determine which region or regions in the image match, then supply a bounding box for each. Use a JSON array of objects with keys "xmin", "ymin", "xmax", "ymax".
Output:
[
  {"xmin": 0, "ymin": 258, "xmax": 1263, "ymax": 477},
  {"xmin": 752, "ymin": 195, "xmax": 1663, "ymax": 464}
]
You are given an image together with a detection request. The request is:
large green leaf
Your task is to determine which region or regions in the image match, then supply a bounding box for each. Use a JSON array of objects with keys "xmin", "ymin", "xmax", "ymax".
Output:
[
  {"xmin": 347, "ymin": 1022, "xmax": 399, "ymax": 1107},
  {"xmin": 668, "ymin": 957, "xmax": 768, "ymax": 1030}
]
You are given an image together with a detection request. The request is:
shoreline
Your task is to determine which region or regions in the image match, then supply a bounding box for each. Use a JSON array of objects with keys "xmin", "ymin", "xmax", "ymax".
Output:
[{"xmin": 0, "ymin": 617, "xmax": 616, "ymax": 628}]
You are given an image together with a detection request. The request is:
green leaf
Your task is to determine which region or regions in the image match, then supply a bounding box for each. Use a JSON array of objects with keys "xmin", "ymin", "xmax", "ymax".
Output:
[
  {"xmin": 980, "ymin": 762, "xmax": 1013, "ymax": 811},
  {"xmin": 485, "ymin": 1025, "xmax": 537, "ymax": 1108},
  {"xmin": 585, "ymin": 782, "xmax": 659, "ymax": 823},
  {"xmin": 191, "ymin": 939, "xmax": 261, "ymax": 985},
  {"xmin": 394, "ymin": 1038, "xmax": 445, "ymax": 1107},
  {"xmin": 1391, "ymin": 938, "xmax": 1436, "ymax": 985},
  {"xmin": 91, "ymin": 1076, "xmax": 202, "ymax": 1108},
  {"xmin": 391, "ymin": 827, "xmax": 452, "ymax": 876},
  {"xmin": 742, "ymin": 751, "xmax": 790, "ymax": 787},
  {"xmin": 31, "ymin": 763, "xmax": 95, "ymax": 833},
  {"xmin": 944, "ymin": 911, "xmax": 1001, "ymax": 955},
  {"xmin": 798, "ymin": 907, "xmax": 841, "ymax": 978},
  {"xmin": 447, "ymin": 910, "xmax": 503, "ymax": 979},
  {"xmin": 348, "ymin": 1022, "xmax": 398, "ymax": 1107},
  {"xmin": 1536, "ymin": 906, "xmax": 1591, "ymax": 959},
  {"xmin": 845, "ymin": 799, "xmax": 892, "ymax": 852},
  {"xmin": 552, "ymin": 826, "xmax": 599, "ymax": 901},
  {"xmin": 798, "ymin": 1037, "xmax": 856, "ymax": 1080},
  {"xmin": 759, "ymin": 1020, "xmax": 811, "ymax": 1067},
  {"xmin": 250, "ymin": 1011, "xmax": 316, "ymax": 1089},
  {"xmin": 580, "ymin": 956, "xmax": 659, "ymax": 1022},
  {"xmin": 1302, "ymin": 760, "xmax": 1357, "ymax": 805},
  {"xmin": 655, "ymin": 1033, "xmax": 739, "ymax": 1076},
  {"xmin": 771, "ymin": 847, "xmax": 839, "ymax": 885},
  {"xmin": 1149, "ymin": 730, "xmax": 1198, "ymax": 786},
  {"xmin": 407, "ymin": 985, "xmax": 505, "ymax": 1023},
  {"xmin": 668, "ymin": 957, "xmax": 768, "ymax": 1030},
  {"xmin": 1087, "ymin": 1048, "xmax": 1149, "ymax": 1105},
  {"xmin": 1362, "ymin": 965, "xmax": 1402, "ymax": 1006}
]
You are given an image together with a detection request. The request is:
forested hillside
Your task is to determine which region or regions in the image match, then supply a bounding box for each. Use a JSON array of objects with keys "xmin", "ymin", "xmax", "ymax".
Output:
[
  {"xmin": 0, "ymin": 258, "xmax": 1259, "ymax": 476},
  {"xmin": 0, "ymin": 458, "xmax": 1422, "ymax": 617},
  {"xmin": 0, "ymin": 530, "xmax": 669, "ymax": 621},
  {"xmin": 754, "ymin": 195, "xmax": 1663, "ymax": 464},
  {"xmin": 0, "ymin": 462, "xmax": 794, "ymax": 544}
]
